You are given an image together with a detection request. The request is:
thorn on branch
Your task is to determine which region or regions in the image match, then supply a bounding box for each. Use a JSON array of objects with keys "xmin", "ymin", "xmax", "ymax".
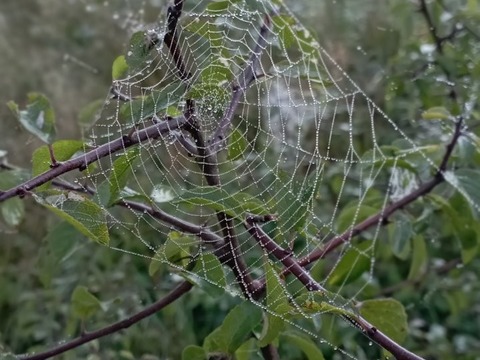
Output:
[
  {"xmin": 16, "ymin": 186, "xmax": 30, "ymax": 198},
  {"xmin": 78, "ymin": 161, "xmax": 88, "ymax": 172},
  {"xmin": 122, "ymin": 134, "xmax": 133, "ymax": 147}
]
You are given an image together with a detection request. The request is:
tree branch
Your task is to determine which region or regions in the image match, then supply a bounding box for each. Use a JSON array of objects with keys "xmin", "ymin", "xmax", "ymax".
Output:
[
  {"xmin": 163, "ymin": 0, "xmax": 191, "ymax": 81},
  {"xmin": 19, "ymin": 281, "xmax": 193, "ymax": 360},
  {"xmin": 293, "ymin": 116, "xmax": 463, "ymax": 272},
  {"xmin": 244, "ymin": 216, "xmax": 425, "ymax": 360},
  {"xmin": 0, "ymin": 115, "xmax": 187, "ymax": 203},
  {"xmin": 209, "ymin": 14, "xmax": 272, "ymax": 152},
  {"xmin": 418, "ymin": 0, "xmax": 457, "ymax": 101}
]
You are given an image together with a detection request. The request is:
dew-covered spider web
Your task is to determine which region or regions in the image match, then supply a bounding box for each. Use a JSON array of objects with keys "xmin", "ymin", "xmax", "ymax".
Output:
[{"xmin": 46, "ymin": 0, "xmax": 478, "ymax": 357}]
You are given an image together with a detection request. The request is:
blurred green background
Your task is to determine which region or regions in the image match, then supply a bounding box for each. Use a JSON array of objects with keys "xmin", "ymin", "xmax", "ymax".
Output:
[{"xmin": 1, "ymin": 0, "xmax": 480, "ymax": 359}]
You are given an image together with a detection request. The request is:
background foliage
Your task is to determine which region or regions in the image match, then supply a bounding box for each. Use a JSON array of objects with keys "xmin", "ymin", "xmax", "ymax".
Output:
[{"xmin": 1, "ymin": 0, "xmax": 480, "ymax": 359}]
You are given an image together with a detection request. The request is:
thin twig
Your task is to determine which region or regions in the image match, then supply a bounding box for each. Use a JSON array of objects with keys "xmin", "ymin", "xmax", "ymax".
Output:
[
  {"xmin": 418, "ymin": 0, "xmax": 457, "ymax": 101},
  {"xmin": 250, "ymin": 116, "xmax": 463, "ymax": 296},
  {"xmin": 244, "ymin": 217, "xmax": 425, "ymax": 360},
  {"xmin": 19, "ymin": 281, "xmax": 193, "ymax": 360},
  {"xmin": 286, "ymin": 117, "xmax": 462, "ymax": 278},
  {"xmin": 436, "ymin": 0, "xmax": 480, "ymax": 41}
]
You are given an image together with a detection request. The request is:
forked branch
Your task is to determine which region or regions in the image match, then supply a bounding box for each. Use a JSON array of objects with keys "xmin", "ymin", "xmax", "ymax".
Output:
[
  {"xmin": 209, "ymin": 14, "xmax": 272, "ymax": 152},
  {"xmin": 245, "ymin": 216, "xmax": 425, "ymax": 360},
  {"xmin": 251, "ymin": 116, "xmax": 464, "ymax": 293},
  {"xmin": 161, "ymin": 2, "xmax": 262, "ymax": 299},
  {"xmin": 0, "ymin": 116, "xmax": 187, "ymax": 203}
]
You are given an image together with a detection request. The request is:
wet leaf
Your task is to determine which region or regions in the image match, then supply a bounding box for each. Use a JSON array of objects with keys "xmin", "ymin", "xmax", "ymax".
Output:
[
  {"xmin": 359, "ymin": 298, "xmax": 408, "ymax": 344},
  {"xmin": 8, "ymin": 93, "xmax": 56, "ymax": 144},
  {"xmin": 112, "ymin": 55, "xmax": 129, "ymax": 80},
  {"xmin": 35, "ymin": 192, "xmax": 110, "ymax": 246},
  {"xmin": 1, "ymin": 198, "xmax": 25, "ymax": 226},
  {"xmin": 32, "ymin": 140, "xmax": 84, "ymax": 191}
]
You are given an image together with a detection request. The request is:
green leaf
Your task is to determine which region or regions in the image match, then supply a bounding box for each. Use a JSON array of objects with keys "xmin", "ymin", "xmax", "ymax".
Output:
[
  {"xmin": 446, "ymin": 169, "xmax": 480, "ymax": 209},
  {"xmin": 174, "ymin": 186, "xmax": 268, "ymax": 218},
  {"xmin": 457, "ymin": 228, "xmax": 478, "ymax": 264},
  {"xmin": 119, "ymin": 82, "xmax": 186, "ymax": 123},
  {"xmin": 272, "ymin": 15, "xmax": 296, "ymax": 49},
  {"xmin": 71, "ymin": 286, "xmax": 102, "ymax": 320},
  {"xmin": 166, "ymin": 106, "xmax": 182, "ymax": 117},
  {"xmin": 204, "ymin": 301, "xmax": 262, "ymax": 354},
  {"xmin": 112, "ymin": 55, "xmax": 129, "ymax": 80},
  {"xmin": 183, "ymin": 19, "xmax": 223, "ymax": 49},
  {"xmin": 408, "ymin": 235, "xmax": 428, "ymax": 280},
  {"xmin": 258, "ymin": 260, "xmax": 288, "ymax": 347},
  {"xmin": 359, "ymin": 298, "xmax": 408, "ymax": 344},
  {"xmin": 388, "ymin": 217, "xmax": 412, "ymax": 260},
  {"xmin": 148, "ymin": 252, "xmax": 164, "ymax": 277},
  {"xmin": 281, "ymin": 331, "xmax": 325, "ymax": 360},
  {"xmin": 162, "ymin": 231, "xmax": 196, "ymax": 266},
  {"xmin": 228, "ymin": 128, "xmax": 248, "ymax": 161},
  {"xmin": 38, "ymin": 221, "xmax": 84, "ymax": 287},
  {"xmin": 421, "ymin": 106, "xmax": 452, "ymax": 121},
  {"xmin": 294, "ymin": 26, "xmax": 319, "ymax": 54},
  {"xmin": 35, "ymin": 192, "xmax": 110, "ymax": 246},
  {"xmin": 45, "ymin": 221, "xmax": 83, "ymax": 262},
  {"xmin": 190, "ymin": 253, "xmax": 226, "ymax": 298},
  {"xmin": 8, "ymin": 93, "xmax": 56, "ymax": 143},
  {"xmin": 327, "ymin": 241, "xmax": 372, "ymax": 286},
  {"xmin": 206, "ymin": 0, "xmax": 230, "ymax": 13},
  {"xmin": 126, "ymin": 31, "xmax": 151, "ymax": 70},
  {"xmin": 273, "ymin": 171, "xmax": 319, "ymax": 234},
  {"xmin": 235, "ymin": 339, "xmax": 257, "ymax": 360},
  {"xmin": 1, "ymin": 198, "xmax": 25, "ymax": 226},
  {"xmin": 106, "ymin": 148, "xmax": 139, "ymax": 206},
  {"xmin": 32, "ymin": 140, "xmax": 84, "ymax": 191},
  {"xmin": 429, "ymin": 194, "xmax": 479, "ymax": 264},
  {"xmin": 182, "ymin": 345, "xmax": 206, "ymax": 360}
]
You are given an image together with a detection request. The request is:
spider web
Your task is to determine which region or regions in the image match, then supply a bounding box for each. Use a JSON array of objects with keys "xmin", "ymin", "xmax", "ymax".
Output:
[{"xmin": 46, "ymin": 0, "xmax": 477, "ymax": 357}]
